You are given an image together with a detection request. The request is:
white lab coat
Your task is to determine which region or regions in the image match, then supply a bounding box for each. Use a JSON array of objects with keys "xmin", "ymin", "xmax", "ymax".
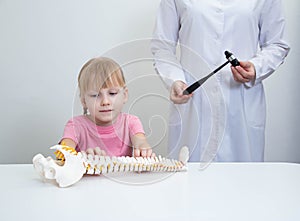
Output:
[{"xmin": 151, "ymin": 0, "xmax": 290, "ymax": 162}]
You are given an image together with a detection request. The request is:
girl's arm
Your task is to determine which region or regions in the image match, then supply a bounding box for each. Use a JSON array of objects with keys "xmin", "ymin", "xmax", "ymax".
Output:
[
  {"xmin": 60, "ymin": 138, "xmax": 106, "ymax": 156},
  {"xmin": 60, "ymin": 138, "xmax": 76, "ymax": 148}
]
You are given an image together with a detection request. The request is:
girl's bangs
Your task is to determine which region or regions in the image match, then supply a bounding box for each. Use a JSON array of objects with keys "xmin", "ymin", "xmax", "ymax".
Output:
[{"xmin": 89, "ymin": 71, "xmax": 125, "ymax": 91}]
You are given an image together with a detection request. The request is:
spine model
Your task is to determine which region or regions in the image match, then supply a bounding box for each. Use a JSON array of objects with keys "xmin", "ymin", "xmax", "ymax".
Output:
[
  {"xmin": 33, "ymin": 145, "xmax": 189, "ymax": 188},
  {"xmin": 78, "ymin": 149, "xmax": 187, "ymax": 175}
]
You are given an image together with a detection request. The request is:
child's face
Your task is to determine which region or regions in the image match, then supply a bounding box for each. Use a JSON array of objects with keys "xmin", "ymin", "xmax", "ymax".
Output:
[{"xmin": 83, "ymin": 86, "xmax": 128, "ymax": 126}]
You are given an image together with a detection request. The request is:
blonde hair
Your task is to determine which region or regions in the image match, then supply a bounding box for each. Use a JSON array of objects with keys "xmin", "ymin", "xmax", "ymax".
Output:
[{"xmin": 78, "ymin": 57, "xmax": 126, "ymax": 114}]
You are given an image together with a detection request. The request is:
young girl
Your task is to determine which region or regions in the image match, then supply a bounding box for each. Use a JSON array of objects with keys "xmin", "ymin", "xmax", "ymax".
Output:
[{"xmin": 60, "ymin": 57, "xmax": 154, "ymax": 157}]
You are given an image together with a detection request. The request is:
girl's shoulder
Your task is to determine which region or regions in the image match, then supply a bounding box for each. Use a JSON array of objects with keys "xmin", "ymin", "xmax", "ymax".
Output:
[
  {"xmin": 118, "ymin": 113, "xmax": 142, "ymax": 129},
  {"xmin": 119, "ymin": 113, "xmax": 140, "ymax": 121},
  {"xmin": 66, "ymin": 115, "xmax": 93, "ymax": 126}
]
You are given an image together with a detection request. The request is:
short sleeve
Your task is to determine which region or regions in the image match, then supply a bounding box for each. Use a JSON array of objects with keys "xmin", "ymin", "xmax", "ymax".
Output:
[
  {"xmin": 128, "ymin": 115, "xmax": 145, "ymax": 137},
  {"xmin": 60, "ymin": 118, "xmax": 80, "ymax": 145}
]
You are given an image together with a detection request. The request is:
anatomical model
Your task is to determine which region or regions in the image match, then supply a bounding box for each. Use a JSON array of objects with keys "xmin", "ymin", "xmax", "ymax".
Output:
[{"xmin": 33, "ymin": 145, "xmax": 189, "ymax": 187}]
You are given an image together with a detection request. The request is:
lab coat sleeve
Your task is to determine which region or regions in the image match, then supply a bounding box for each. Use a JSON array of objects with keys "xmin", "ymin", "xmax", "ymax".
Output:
[
  {"xmin": 151, "ymin": 0, "xmax": 186, "ymax": 89},
  {"xmin": 247, "ymin": 0, "xmax": 290, "ymax": 87}
]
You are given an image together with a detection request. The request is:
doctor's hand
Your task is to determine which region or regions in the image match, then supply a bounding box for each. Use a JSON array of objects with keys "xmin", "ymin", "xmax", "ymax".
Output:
[
  {"xmin": 231, "ymin": 61, "xmax": 256, "ymax": 84},
  {"xmin": 170, "ymin": 80, "xmax": 192, "ymax": 104}
]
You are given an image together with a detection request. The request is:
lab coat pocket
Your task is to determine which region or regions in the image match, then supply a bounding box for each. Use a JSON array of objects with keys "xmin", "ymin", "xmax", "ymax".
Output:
[{"xmin": 243, "ymin": 84, "xmax": 266, "ymax": 129}]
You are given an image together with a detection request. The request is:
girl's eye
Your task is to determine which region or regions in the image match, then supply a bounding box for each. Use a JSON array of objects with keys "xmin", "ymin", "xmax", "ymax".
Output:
[
  {"xmin": 90, "ymin": 94, "xmax": 99, "ymax": 98},
  {"xmin": 109, "ymin": 91, "xmax": 118, "ymax": 96}
]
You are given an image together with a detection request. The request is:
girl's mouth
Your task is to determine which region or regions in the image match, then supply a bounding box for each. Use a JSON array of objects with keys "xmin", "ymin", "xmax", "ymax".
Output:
[{"xmin": 99, "ymin": 110, "xmax": 112, "ymax": 113}]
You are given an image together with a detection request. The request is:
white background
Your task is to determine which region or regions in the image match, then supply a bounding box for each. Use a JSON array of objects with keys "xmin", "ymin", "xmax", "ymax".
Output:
[{"xmin": 0, "ymin": 0, "xmax": 299, "ymax": 163}]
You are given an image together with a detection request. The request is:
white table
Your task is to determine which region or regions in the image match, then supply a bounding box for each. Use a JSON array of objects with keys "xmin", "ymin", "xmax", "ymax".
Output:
[{"xmin": 0, "ymin": 163, "xmax": 299, "ymax": 221}]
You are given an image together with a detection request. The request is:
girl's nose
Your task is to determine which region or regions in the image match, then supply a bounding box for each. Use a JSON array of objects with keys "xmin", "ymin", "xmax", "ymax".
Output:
[{"xmin": 100, "ymin": 95, "xmax": 110, "ymax": 106}]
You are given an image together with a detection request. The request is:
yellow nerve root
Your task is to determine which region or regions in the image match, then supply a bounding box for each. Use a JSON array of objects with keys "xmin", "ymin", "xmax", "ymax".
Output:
[{"xmin": 54, "ymin": 145, "xmax": 78, "ymax": 164}]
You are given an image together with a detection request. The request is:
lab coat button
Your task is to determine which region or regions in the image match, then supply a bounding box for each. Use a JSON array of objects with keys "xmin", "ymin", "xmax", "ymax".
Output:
[{"xmin": 216, "ymin": 8, "xmax": 222, "ymax": 13}]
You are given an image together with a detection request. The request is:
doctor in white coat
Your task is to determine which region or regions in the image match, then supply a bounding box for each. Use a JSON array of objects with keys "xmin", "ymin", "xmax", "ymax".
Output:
[{"xmin": 151, "ymin": 0, "xmax": 290, "ymax": 162}]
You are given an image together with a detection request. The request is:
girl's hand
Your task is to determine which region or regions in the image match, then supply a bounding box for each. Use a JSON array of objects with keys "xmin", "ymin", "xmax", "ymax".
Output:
[
  {"xmin": 132, "ymin": 133, "xmax": 156, "ymax": 157},
  {"xmin": 133, "ymin": 148, "xmax": 156, "ymax": 158},
  {"xmin": 82, "ymin": 147, "xmax": 107, "ymax": 157}
]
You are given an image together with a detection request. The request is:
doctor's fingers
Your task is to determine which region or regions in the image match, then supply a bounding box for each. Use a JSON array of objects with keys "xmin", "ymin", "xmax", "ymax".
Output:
[
  {"xmin": 232, "ymin": 61, "xmax": 256, "ymax": 80},
  {"xmin": 234, "ymin": 65, "xmax": 256, "ymax": 80},
  {"xmin": 171, "ymin": 80, "xmax": 188, "ymax": 95},
  {"xmin": 170, "ymin": 94, "xmax": 191, "ymax": 104},
  {"xmin": 170, "ymin": 91, "xmax": 190, "ymax": 104},
  {"xmin": 170, "ymin": 85, "xmax": 191, "ymax": 104},
  {"xmin": 231, "ymin": 66, "xmax": 251, "ymax": 83}
]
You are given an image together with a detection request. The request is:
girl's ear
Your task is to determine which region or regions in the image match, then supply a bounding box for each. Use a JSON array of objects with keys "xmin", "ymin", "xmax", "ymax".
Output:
[
  {"xmin": 123, "ymin": 87, "xmax": 128, "ymax": 103},
  {"xmin": 80, "ymin": 96, "xmax": 88, "ymax": 114},
  {"xmin": 80, "ymin": 96, "xmax": 87, "ymax": 107}
]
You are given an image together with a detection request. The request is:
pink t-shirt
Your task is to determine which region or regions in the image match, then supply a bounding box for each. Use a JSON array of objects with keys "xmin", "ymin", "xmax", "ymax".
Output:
[{"xmin": 61, "ymin": 113, "xmax": 145, "ymax": 156}]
